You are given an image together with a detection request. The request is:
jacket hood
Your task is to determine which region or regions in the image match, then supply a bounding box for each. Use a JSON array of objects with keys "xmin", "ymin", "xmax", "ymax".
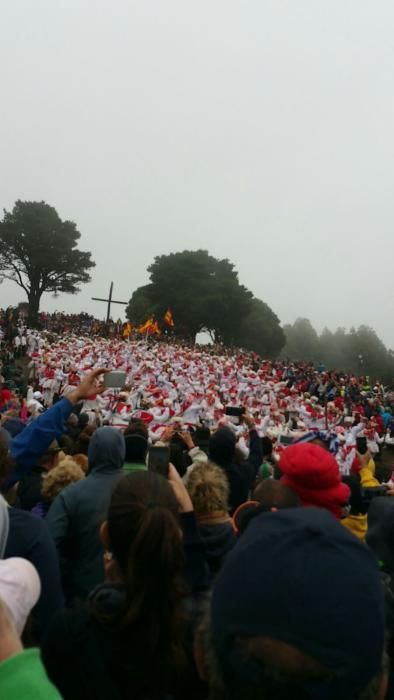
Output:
[
  {"xmin": 200, "ymin": 521, "xmax": 236, "ymax": 551},
  {"xmin": 209, "ymin": 428, "xmax": 236, "ymax": 467},
  {"xmin": 88, "ymin": 427, "xmax": 125, "ymax": 473},
  {"xmin": 366, "ymin": 497, "xmax": 394, "ymax": 572},
  {"xmin": 199, "ymin": 522, "xmax": 236, "ymax": 574},
  {"xmin": 89, "ymin": 583, "xmax": 126, "ymax": 615}
]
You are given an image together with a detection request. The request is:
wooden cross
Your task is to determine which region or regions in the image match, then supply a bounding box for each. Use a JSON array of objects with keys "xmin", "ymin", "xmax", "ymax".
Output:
[{"xmin": 91, "ymin": 281, "xmax": 128, "ymax": 323}]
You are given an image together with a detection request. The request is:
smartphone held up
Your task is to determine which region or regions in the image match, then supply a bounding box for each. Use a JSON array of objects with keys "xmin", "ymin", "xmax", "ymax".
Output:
[
  {"xmin": 225, "ymin": 406, "xmax": 244, "ymax": 426},
  {"xmin": 148, "ymin": 446, "xmax": 170, "ymax": 478},
  {"xmin": 103, "ymin": 371, "xmax": 127, "ymax": 390}
]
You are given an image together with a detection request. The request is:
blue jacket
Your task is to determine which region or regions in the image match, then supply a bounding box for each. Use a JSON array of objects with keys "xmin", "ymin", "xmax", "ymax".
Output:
[
  {"xmin": 382, "ymin": 411, "xmax": 392, "ymax": 429},
  {"xmin": 6, "ymin": 399, "xmax": 74, "ymax": 489},
  {"xmin": 46, "ymin": 427, "xmax": 125, "ymax": 601}
]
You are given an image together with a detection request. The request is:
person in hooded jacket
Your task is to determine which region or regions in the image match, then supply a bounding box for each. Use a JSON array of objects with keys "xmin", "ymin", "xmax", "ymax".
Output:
[
  {"xmin": 208, "ymin": 415, "xmax": 262, "ymax": 514},
  {"xmin": 46, "ymin": 426, "xmax": 125, "ymax": 602}
]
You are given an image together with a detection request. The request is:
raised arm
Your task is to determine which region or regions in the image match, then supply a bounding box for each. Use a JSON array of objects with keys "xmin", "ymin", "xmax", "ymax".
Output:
[{"xmin": 5, "ymin": 369, "xmax": 108, "ymax": 489}]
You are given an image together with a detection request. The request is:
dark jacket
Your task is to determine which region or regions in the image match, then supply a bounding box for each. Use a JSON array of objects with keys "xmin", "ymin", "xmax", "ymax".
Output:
[
  {"xmin": 198, "ymin": 520, "xmax": 236, "ymax": 575},
  {"xmin": 366, "ymin": 497, "xmax": 394, "ymax": 700},
  {"xmin": 5, "ymin": 507, "xmax": 64, "ymax": 640},
  {"xmin": 0, "ymin": 426, "xmax": 11, "ymax": 447},
  {"xmin": 2, "ymin": 417, "xmax": 25, "ymax": 437},
  {"xmin": 209, "ymin": 428, "xmax": 262, "ymax": 513},
  {"xmin": 41, "ymin": 512, "xmax": 209, "ymax": 700},
  {"xmin": 46, "ymin": 427, "xmax": 125, "ymax": 601},
  {"xmin": 367, "ymin": 497, "xmax": 394, "ymax": 573},
  {"xmin": 16, "ymin": 465, "xmax": 46, "ymax": 512}
]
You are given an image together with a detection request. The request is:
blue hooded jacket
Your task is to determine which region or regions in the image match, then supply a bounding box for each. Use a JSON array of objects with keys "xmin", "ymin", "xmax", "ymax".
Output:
[
  {"xmin": 46, "ymin": 427, "xmax": 125, "ymax": 601},
  {"xmin": 6, "ymin": 398, "xmax": 74, "ymax": 490}
]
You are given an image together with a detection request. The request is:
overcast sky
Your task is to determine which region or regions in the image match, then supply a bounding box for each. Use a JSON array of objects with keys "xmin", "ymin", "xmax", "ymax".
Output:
[{"xmin": 1, "ymin": 1, "xmax": 394, "ymax": 347}]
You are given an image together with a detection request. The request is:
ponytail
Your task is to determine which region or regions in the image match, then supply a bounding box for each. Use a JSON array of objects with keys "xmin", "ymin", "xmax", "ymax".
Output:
[{"xmin": 101, "ymin": 472, "xmax": 187, "ymax": 691}]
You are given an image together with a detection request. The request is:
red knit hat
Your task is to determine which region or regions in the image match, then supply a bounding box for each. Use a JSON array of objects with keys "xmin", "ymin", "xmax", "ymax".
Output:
[{"xmin": 279, "ymin": 443, "xmax": 350, "ymax": 519}]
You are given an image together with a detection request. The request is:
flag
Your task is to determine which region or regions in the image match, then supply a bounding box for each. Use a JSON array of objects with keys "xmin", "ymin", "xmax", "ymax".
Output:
[
  {"xmin": 123, "ymin": 322, "xmax": 132, "ymax": 338},
  {"xmin": 138, "ymin": 318, "xmax": 154, "ymax": 334},
  {"xmin": 148, "ymin": 320, "xmax": 161, "ymax": 336},
  {"xmin": 138, "ymin": 318, "xmax": 161, "ymax": 335},
  {"xmin": 164, "ymin": 308, "xmax": 174, "ymax": 327}
]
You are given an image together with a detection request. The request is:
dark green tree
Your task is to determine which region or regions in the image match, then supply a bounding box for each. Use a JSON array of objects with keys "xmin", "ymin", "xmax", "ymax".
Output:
[
  {"xmin": 319, "ymin": 327, "xmax": 336, "ymax": 366},
  {"xmin": 234, "ymin": 298, "xmax": 285, "ymax": 357},
  {"xmin": 0, "ymin": 200, "xmax": 95, "ymax": 326},
  {"xmin": 127, "ymin": 250, "xmax": 254, "ymax": 342},
  {"xmin": 282, "ymin": 318, "xmax": 321, "ymax": 361},
  {"xmin": 352, "ymin": 325, "xmax": 391, "ymax": 379},
  {"xmin": 126, "ymin": 285, "xmax": 154, "ymax": 325}
]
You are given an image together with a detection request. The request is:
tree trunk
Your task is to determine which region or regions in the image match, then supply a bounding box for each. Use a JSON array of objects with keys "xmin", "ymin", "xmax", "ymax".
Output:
[{"xmin": 28, "ymin": 291, "xmax": 41, "ymax": 327}]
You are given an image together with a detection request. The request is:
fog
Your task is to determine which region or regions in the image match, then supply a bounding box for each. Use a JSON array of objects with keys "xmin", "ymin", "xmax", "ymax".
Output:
[{"xmin": 1, "ymin": 1, "xmax": 394, "ymax": 346}]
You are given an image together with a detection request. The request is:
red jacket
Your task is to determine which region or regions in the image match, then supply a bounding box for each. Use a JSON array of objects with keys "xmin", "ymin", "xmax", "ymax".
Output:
[{"xmin": 0, "ymin": 388, "xmax": 13, "ymax": 409}]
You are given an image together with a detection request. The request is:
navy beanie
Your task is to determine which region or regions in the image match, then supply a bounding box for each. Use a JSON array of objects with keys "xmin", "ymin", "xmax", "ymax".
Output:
[{"xmin": 211, "ymin": 507, "xmax": 385, "ymax": 700}]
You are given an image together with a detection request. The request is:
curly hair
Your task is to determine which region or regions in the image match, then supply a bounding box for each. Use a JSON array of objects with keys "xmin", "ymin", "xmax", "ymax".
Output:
[
  {"xmin": 72, "ymin": 453, "xmax": 89, "ymax": 474},
  {"xmin": 41, "ymin": 458, "xmax": 85, "ymax": 502},
  {"xmin": 186, "ymin": 462, "xmax": 230, "ymax": 516}
]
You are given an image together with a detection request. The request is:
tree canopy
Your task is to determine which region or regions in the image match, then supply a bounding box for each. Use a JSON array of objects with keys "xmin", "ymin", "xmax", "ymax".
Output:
[
  {"xmin": 127, "ymin": 250, "xmax": 285, "ymax": 356},
  {"xmin": 282, "ymin": 318, "xmax": 321, "ymax": 362},
  {"xmin": 0, "ymin": 200, "xmax": 95, "ymax": 325},
  {"xmin": 232, "ymin": 298, "xmax": 286, "ymax": 357}
]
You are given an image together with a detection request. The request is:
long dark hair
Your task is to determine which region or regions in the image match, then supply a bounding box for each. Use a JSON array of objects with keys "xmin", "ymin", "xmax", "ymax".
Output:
[{"xmin": 102, "ymin": 472, "xmax": 187, "ymax": 695}]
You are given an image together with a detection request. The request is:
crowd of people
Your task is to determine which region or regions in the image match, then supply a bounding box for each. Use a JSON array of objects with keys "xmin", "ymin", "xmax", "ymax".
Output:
[
  {"xmin": 0, "ymin": 307, "xmax": 127, "ymax": 345},
  {"xmin": 37, "ymin": 311, "xmax": 123, "ymax": 337},
  {"xmin": 0, "ymin": 318, "xmax": 394, "ymax": 698}
]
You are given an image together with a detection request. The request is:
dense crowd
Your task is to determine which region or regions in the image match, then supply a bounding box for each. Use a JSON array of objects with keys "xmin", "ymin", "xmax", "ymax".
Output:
[
  {"xmin": 0, "ymin": 319, "xmax": 394, "ymax": 698},
  {"xmin": 0, "ymin": 307, "xmax": 127, "ymax": 343}
]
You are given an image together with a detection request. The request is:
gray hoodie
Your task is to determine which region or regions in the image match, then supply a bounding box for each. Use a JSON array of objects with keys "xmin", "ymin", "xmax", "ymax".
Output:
[{"xmin": 47, "ymin": 427, "xmax": 125, "ymax": 600}]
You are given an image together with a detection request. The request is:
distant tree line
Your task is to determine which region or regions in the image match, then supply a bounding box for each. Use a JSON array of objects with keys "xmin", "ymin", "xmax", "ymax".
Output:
[{"xmin": 282, "ymin": 318, "xmax": 394, "ymax": 383}]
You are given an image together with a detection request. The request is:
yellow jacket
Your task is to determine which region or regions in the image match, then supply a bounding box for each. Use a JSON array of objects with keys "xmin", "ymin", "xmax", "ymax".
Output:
[
  {"xmin": 342, "ymin": 514, "xmax": 368, "ymax": 541},
  {"xmin": 359, "ymin": 458, "xmax": 380, "ymax": 488}
]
